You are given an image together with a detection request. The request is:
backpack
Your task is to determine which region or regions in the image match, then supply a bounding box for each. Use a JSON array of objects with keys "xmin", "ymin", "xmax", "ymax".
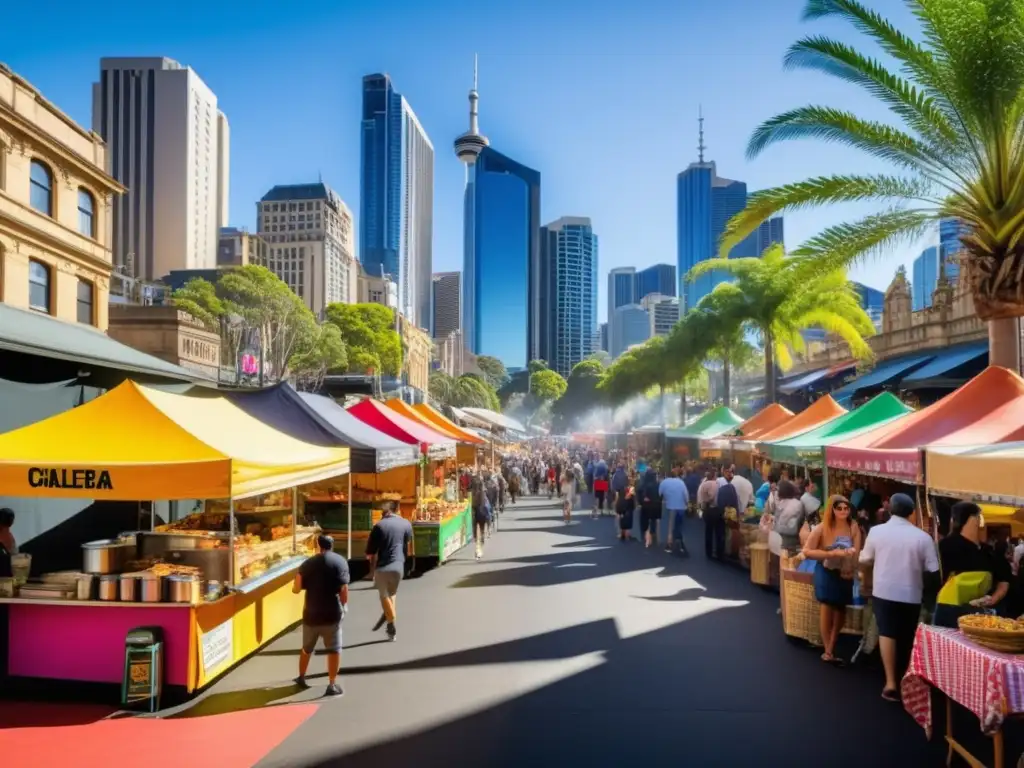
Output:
[{"xmin": 773, "ymin": 499, "xmax": 805, "ymax": 538}]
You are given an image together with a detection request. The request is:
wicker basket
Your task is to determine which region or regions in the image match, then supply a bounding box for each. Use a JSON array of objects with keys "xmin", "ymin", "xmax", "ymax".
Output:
[
  {"xmin": 958, "ymin": 621, "xmax": 1024, "ymax": 653},
  {"xmin": 781, "ymin": 566, "xmax": 864, "ymax": 644},
  {"xmin": 750, "ymin": 542, "xmax": 770, "ymax": 585}
]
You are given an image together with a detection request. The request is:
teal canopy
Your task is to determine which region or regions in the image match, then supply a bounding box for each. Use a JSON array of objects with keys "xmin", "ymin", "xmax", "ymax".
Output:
[
  {"xmin": 666, "ymin": 405, "xmax": 744, "ymax": 440},
  {"xmin": 759, "ymin": 392, "xmax": 912, "ymax": 466}
]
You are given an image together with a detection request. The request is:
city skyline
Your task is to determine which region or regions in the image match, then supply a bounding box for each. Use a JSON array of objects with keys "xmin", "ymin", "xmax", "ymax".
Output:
[{"xmin": 1, "ymin": 0, "xmax": 928, "ymax": 329}]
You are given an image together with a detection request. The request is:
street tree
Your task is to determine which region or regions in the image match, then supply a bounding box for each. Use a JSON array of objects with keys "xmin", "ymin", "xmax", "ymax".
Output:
[
  {"xmin": 529, "ymin": 368, "xmax": 568, "ymax": 402},
  {"xmin": 718, "ymin": 0, "xmax": 1024, "ymax": 368},
  {"xmin": 324, "ymin": 303, "xmax": 402, "ymax": 376},
  {"xmin": 475, "ymin": 356, "xmax": 510, "ymax": 390}
]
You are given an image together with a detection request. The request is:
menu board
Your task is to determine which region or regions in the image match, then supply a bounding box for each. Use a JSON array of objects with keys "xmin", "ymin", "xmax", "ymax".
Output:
[{"xmin": 201, "ymin": 619, "xmax": 233, "ymax": 676}]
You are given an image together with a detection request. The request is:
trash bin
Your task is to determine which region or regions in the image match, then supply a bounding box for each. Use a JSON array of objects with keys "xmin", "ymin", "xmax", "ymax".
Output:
[{"xmin": 122, "ymin": 626, "xmax": 163, "ymax": 712}]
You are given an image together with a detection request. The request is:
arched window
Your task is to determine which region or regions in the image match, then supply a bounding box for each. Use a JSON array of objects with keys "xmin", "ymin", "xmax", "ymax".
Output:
[
  {"xmin": 77, "ymin": 188, "xmax": 95, "ymax": 237},
  {"xmin": 76, "ymin": 279, "xmax": 94, "ymax": 325},
  {"xmin": 29, "ymin": 160, "xmax": 53, "ymax": 216},
  {"xmin": 28, "ymin": 260, "xmax": 51, "ymax": 313}
]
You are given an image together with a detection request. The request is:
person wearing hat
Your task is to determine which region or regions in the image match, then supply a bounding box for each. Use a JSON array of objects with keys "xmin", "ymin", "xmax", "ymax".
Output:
[
  {"xmin": 858, "ymin": 493, "xmax": 940, "ymax": 702},
  {"xmin": 292, "ymin": 533, "xmax": 350, "ymax": 696}
]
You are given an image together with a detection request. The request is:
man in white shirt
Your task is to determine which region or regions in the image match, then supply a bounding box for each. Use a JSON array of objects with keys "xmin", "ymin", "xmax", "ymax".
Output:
[
  {"xmin": 800, "ymin": 479, "xmax": 822, "ymax": 519},
  {"xmin": 1014, "ymin": 538, "xmax": 1024, "ymax": 574},
  {"xmin": 727, "ymin": 465, "xmax": 754, "ymax": 514},
  {"xmin": 859, "ymin": 493, "xmax": 940, "ymax": 703}
]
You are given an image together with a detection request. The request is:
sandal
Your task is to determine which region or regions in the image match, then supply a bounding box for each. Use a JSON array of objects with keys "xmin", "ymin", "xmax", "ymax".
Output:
[{"xmin": 881, "ymin": 689, "xmax": 900, "ymax": 703}]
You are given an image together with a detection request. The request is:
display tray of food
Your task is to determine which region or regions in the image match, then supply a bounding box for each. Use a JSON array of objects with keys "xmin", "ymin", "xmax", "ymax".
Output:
[
  {"xmin": 958, "ymin": 615, "xmax": 1024, "ymax": 653},
  {"xmin": 413, "ymin": 498, "xmax": 467, "ymax": 523},
  {"xmin": 234, "ymin": 525, "xmax": 319, "ymax": 582}
]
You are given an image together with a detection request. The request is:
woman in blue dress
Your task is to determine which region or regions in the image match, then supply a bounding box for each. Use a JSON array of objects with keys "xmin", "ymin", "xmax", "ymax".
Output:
[{"xmin": 802, "ymin": 495, "xmax": 862, "ymax": 665}]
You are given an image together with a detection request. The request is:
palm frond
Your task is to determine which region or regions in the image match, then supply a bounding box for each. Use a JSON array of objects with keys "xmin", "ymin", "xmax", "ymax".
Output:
[
  {"xmin": 784, "ymin": 35, "xmax": 960, "ymax": 149},
  {"xmin": 687, "ymin": 255, "xmax": 766, "ymax": 282},
  {"xmin": 796, "ymin": 309, "xmax": 875, "ymax": 359},
  {"xmin": 789, "ymin": 208, "xmax": 934, "ymax": 274}
]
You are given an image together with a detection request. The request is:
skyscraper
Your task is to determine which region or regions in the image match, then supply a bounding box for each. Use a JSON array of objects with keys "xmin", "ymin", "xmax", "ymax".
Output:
[
  {"xmin": 255, "ymin": 183, "xmax": 357, "ymax": 315},
  {"xmin": 432, "ymin": 271, "xmax": 461, "ymax": 339},
  {"xmin": 608, "ymin": 267, "xmax": 637, "ymax": 325},
  {"xmin": 610, "ymin": 304, "xmax": 650, "ymax": 358},
  {"xmin": 756, "ymin": 216, "xmax": 784, "ymax": 254},
  {"xmin": 939, "ymin": 216, "xmax": 966, "ymax": 285},
  {"xmin": 455, "ymin": 59, "xmax": 541, "ymax": 369},
  {"xmin": 92, "ymin": 57, "xmax": 230, "ymax": 281},
  {"xmin": 599, "ymin": 322, "xmax": 609, "ymax": 353},
  {"xmin": 642, "ymin": 293, "xmax": 680, "ymax": 337},
  {"xmin": 636, "ymin": 264, "xmax": 676, "ymax": 302},
  {"xmin": 852, "ymin": 281, "xmax": 884, "ymax": 328},
  {"xmin": 541, "ymin": 217, "xmax": 598, "ymax": 377},
  {"xmin": 912, "ymin": 245, "xmax": 940, "ymax": 311},
  {"xmin": 677, "ymin": 111, "xmax": 757, "ymax": 312},
  {"xmin": 360, "ymin": 73, "xmax": 434, "ymax": 330}
]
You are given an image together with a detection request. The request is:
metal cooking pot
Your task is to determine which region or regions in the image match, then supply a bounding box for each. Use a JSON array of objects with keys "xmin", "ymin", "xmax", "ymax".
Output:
[
  {"xmin": 98, "ymin": 574, "xmax": 119, "ymax": 601},
  {"xmin": 119, "ymin": 574, "xmax": 139, "ymax": 602},
  {"xmin": 139, "ymin": 575, "xmax": 162, "ymax": 603},
  {"xmin": 166, "ymin": 575, "xmax": 200, "ymax": 604},
  {"xmin": 82, "ymin": 539, "xmax": 134, "ymax": 575}
]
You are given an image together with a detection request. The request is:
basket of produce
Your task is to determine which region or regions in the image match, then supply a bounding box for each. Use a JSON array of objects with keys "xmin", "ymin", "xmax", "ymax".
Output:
[{"xmin": 958, "ymin": 615, "xmax": 1024, "ymax": 653}]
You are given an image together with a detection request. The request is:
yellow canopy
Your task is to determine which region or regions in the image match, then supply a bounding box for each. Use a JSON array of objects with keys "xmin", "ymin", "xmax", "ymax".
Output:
[
  {"xmin": 926, "ymin": 443, "xmax": 1024, "ymax": 502},
  {"xmin": 0, "ymin": 381, "xmax": 349, "ymax": 500},
  {"xmin": 411, "ymin": 403, "xmax": 486, "ymax": 445}
]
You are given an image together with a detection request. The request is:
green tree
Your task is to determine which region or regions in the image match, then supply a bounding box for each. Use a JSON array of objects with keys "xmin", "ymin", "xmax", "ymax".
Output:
[
  {"xmin": 429, "ymin": 371, "xmax": 456, "ymax": 405},
  {"xmin": 170, "ymin": 278, "xmax": 223, "ymax": 328},
  {"xmin": 290, "ymin": 323, "xmax": 347, "ymax": 391},
  {"xmin": 324, "ymin": 303, "xmax": 402, "ymax": 376},
  {"xmin": 687, "ymin": 292, "xmax": 758, "ymax": 405},
  {"xmin": 475, "ymin": 356, "xmax": 509, "ymax": 390},
  {"xmin": 529, "ymin": 368, "xmax": 568, "ymax": 402},
  {"xmin": 688, "ymin": 244, "xmax": 875, "ymax": 403},
  {"xmin": 551, "ymin": 359, "xmax": 608, "ymax": 431},
  {"xmin": 718, "ymin": 0, "xmax": 1024, "ymax": 369},
  {"xmin": 527, "ymin": 359, "xmax": 549, "ymax": 374}
]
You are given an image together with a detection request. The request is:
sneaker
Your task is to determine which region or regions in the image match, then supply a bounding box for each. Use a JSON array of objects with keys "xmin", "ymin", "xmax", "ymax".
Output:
[
  {"xmin": 386, "ymin": 623, "xmax": 397, "ymax": 642},
  {"xmin": 325, "ymin": 683, "xmax": 344, "ymax": 697},
  {"xmin": 372, "ymin": 614, "xmax": 387, "ymax": 632},
  {"xmin": 294, "ymin": 675, "xmax": 308, "ymax": 689}
]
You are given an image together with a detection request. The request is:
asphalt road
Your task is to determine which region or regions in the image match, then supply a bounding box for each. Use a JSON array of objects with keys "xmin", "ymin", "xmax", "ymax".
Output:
[{"xmin": 180, "ymin": 496, "xmax": 951, "ymax": 767}]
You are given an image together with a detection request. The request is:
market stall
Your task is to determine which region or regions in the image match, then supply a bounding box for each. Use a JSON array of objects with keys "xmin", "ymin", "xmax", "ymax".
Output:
[
  {"xmin": 413, "ymin": 403, "xmax": 486, "ymax": 467},
  {"xmin": 0, "ymin": 380, "xmax": 350, "ymax": 695},
  {"xmin": 664, "ymin": 406, "xmax": 742, "ymax": 463},
  {"xmin": 703, "ymin": 403, "xmax": 794, "ymax": 470},
  {"xmin": 347, "ymin": 398, "xmax": 467, "ymax": 562},
  {"xmin": 221, "ymin": 384, "xmax": 420, "ymax": 560}
]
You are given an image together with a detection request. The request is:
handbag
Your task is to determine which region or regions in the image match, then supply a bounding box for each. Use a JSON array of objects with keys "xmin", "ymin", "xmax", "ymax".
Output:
[{"xmin": 937, "ymin": 571, "xmax": 992, "ymax": 606}]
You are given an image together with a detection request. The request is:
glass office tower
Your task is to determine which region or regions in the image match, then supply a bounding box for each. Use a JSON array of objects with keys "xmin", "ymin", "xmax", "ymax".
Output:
[
  {"xmin": 468, "ymin": 146, "xmax": 541, "ymax": 369},
  {"xmin": 541, "ymin": 217, "xmax": 598, "ymax": 376},
  {"xmin": 636, "ymin": 263, "xmax": 676, "ymax": 302}
]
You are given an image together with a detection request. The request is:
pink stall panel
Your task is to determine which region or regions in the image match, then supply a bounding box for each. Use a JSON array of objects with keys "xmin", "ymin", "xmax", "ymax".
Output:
[{"xmin": 8, "ymin": 604, "xmax": 192, "ymax": 686}]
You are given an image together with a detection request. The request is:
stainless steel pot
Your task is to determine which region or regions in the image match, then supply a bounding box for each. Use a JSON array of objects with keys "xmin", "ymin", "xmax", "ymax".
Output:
[
  {"xmin": 166, "ymin": 575, "xmax": 200, "ymax": 604},
  {"xmin": 98, "ymin": 575, "xmax": 119, "ymax": 601},
  {"xmin": 82, "ymin": 539, "xmax": 134, "ymax": 574},
  {"xmin": 76, "ymin": 574, "xmax": 95, "ymax": 601},
  {"xmin": 119, "ymin": 574, "xmax": 138, "ymax": 602},
  {"xmin": 140, "ymin": 575, "xmax": 162, "ymax": 603}
]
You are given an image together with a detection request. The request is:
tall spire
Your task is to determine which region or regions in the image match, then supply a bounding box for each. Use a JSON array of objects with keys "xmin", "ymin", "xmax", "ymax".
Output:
[
  {"xmin": 698, "ymin": 105, "xmax": 706, "ymax": 163},
  {"xmin": 468, "ymin": 53, "xmax": 480, "ymax": 135},
  {"xmin": 454, "ymin": 53, "xmax": 489, "ymax": 164}
]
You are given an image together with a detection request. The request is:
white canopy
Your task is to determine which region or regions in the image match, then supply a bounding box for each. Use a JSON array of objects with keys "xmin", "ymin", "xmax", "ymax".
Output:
[{"xmin": 461, "ymin": 407, "xmax": 526, "ymax": 433}]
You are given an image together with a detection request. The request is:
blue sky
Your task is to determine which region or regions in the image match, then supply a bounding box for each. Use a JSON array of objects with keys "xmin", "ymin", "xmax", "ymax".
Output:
[{"xmin": 2, "ymin": 0, "xmax": 931, "ymax": 321}]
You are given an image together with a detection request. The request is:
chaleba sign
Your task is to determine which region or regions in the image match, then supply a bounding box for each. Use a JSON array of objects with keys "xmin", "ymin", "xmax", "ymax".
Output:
[{"xmin": 28, "ymin": 467, "xmax": 113, "ymax": 490}]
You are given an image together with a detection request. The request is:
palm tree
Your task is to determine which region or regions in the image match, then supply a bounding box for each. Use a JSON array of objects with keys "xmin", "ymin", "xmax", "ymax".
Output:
[
  {"xmin": 719, "ymin": 0, "xmax": 1024, "ymax": 370},
  {"xmin": 686, "ymin": 293, "xmax": 758, "ymax": 405},
  {"xmin": 688, "ymin": 244, "xmax": 875, "ymax": 402}
]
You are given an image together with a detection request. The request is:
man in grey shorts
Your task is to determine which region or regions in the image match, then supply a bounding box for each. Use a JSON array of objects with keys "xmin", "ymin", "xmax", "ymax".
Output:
[
  {"xmin": 292, "ymin": 534, "xmax": 350, "ymax": 696},
  {"xmin": 365, "ymin": 500, "xmax": 412, "ymax": 642}
]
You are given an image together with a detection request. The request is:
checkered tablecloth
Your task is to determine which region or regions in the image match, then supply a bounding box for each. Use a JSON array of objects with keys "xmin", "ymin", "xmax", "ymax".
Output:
[{"xmin": 902, "ymin": 624, "xmax": 1024, "ymax": 736}]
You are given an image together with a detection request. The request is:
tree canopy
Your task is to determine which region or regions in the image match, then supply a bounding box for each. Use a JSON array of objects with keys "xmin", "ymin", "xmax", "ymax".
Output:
[
  {"xmin": 717, "ymin": 0, "xmax": 1024, "ymax": 365},
  {"xmin": 529, "ymin": 368, "xmax": 568, "ymax": 402},
  {"xmin": 429, "ymin": 371, "xmax": 501, "ymax": 411},
  {"xmin": 324, "ymin": 303, "xmax": 402, "ymax": 376},
  {"xmin": 475, "ymin": 356, "xmax": 509, "ymax": 390}
]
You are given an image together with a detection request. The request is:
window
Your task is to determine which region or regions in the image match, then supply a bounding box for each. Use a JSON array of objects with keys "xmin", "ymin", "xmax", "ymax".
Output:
[
  {"xmin": 28, "ymin": 260, "xmax": 51, "ymax": 313},
  {"xmin": 29, "ymin": 160, "xmax": 53, "ymax": 216},
  {"xmin": 77, "ymin": 279, "xmax": 94, "ymax": 324},
  {"xmin": 77, "ymin": 188, "xmax": 95, "ymax": 237}
]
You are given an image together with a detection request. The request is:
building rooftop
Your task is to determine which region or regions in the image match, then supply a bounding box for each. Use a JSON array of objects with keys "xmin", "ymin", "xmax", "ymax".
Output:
[{"xmin": 260, "ymin": 183, "xmax": 335, "ymax": 203}]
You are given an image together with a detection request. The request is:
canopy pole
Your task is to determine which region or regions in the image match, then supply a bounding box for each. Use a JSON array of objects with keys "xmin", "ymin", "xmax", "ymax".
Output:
[
  {"xmin": 419, "ymin": 450, "xmax": 426, "ymax": 518},
  {"xmin": 150, "ymin": 501, "xmax": 155, "ymax": 532},
  {"xmin": 292, "ymin": 487, "xmax": 298, "ymax": 555},
  {"xmin": 822, "ymin": 462, "xmax": 829, "ymax": 499},
  {"xmin": 347, "ymin": 474, "xmax": 353, "ymax": 560},
  {"xmin": 228, "ymin": 498, "xmax": 236, "ymax": 587}
]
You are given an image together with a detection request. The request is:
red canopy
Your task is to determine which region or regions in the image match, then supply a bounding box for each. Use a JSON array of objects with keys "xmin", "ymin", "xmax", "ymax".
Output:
[
  {"xmin": 826, "ymin": 366, "xmax": 1024, "ymax": 481},
  {"xmin": 347, "ymin": 398, "xmax": 456, "ymax": 455}
]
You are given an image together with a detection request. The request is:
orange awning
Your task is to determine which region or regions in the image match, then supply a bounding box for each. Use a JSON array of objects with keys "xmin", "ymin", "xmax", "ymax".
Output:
[
  {"xmin": 755, "ymin": 395, "xmax": 847, "ymax": 443},
  {"xmin": 384, "ymin": 399, "xmax": 467, "ymax": 443},
  {"xmin": 735, "ymin": 403, "xmax": 794, "ymax": 441},
  {"xmin": 412, "ymin": 403, "xmax": 486, "ymax": 445}
]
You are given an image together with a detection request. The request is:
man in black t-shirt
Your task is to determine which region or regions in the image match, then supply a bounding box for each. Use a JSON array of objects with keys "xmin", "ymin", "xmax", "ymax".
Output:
[
  {"xmin": 365, "ymin": 501, "xmax": 412, "ymax": 641},
  {"xmin": 292, "ymin": 534, "xmax": 350, "ymax": 695}
]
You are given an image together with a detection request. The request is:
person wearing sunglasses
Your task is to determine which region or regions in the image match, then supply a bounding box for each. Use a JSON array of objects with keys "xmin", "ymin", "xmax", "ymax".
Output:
[{"xmin": 803, "ymin": 494, "xmax": 863, "ymax": 666}]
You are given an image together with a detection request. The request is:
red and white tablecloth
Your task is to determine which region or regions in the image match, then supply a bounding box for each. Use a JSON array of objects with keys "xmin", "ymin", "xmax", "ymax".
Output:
[{"xmin": 902, "ymin": 624, "xmax": 1024, "ymax": 736}]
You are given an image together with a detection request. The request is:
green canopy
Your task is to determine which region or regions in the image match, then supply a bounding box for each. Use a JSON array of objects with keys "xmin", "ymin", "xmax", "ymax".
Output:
[
  {"xmin": 666, "ymin": 405, "xmax": 744, "ymax": 440},
  {"xmin": 759, "ymin": 392, "xmax": 912, "ymax": 465}
]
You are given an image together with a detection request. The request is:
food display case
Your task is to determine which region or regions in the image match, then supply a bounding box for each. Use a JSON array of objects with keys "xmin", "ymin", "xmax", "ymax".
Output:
[{"xmin": 412, "ymin": 484, "xmax": 473, "ymax": 562}]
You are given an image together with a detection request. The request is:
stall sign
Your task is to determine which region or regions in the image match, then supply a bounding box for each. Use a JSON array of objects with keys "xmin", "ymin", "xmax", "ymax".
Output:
[
  {"xmin": 442, "ymin": 527, "xmax": 465, "ymax": 561},
  {"xmin": 201, "ymin": 619, "xmax": 234, "ymax": 675}
]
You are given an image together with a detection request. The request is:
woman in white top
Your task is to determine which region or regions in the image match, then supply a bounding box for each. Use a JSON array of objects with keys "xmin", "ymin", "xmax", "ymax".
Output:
[{"xmin": 561, "ymin": 471, "xmax": 576, "ymax": 524}]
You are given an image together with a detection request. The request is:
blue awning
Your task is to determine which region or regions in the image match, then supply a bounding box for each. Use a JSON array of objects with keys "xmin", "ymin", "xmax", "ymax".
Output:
[
  {"xmin": 901, "ymin": 342, "xmax": 988, "ymax": 383},
  {"xmin": 830, "ymin": 352, "xmax": 936, "ymax": 399},
  {"xmin": 778, "ymin": 367, "xmax": 830, "ymax": 394}
]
